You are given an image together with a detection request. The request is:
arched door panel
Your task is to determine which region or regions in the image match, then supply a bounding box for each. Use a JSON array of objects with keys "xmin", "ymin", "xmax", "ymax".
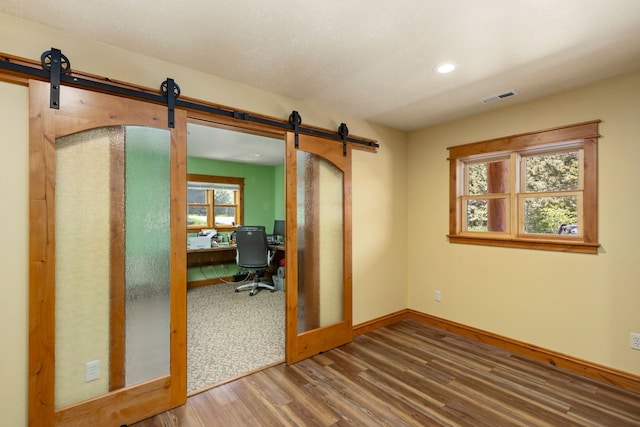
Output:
[
  {"xmin": 285, "ymin": 132, "xmax": 352, "ymax": 363},
  {"xmin": 29, "ymin": 80, "xmax": 186, "ymax": 426}
]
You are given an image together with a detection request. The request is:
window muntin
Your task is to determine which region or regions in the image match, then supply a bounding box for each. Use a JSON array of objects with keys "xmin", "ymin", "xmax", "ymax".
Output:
[
  {"xmin": 187, "ymin": 175, "xmax": 244, "ymax": 231},
  {"xmin": 466, "ymin": 158, "xmax": 510, "ymax": 195},
  {"xmin": 461, "ymin": 149, "xmax": 582, "ymax": 238},
  {"xmin": 448, "ymin": 121, "xmax": 599, "ymax": 254}
]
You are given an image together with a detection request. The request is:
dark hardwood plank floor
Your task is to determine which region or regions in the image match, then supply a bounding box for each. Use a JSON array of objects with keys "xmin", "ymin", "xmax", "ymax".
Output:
[{"xmin": 132, "ymin": 319, "xmax": 640, "ymax": 426}]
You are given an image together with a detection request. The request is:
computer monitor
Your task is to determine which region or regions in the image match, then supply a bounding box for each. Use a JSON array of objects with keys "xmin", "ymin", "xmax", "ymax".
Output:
[{"xmin": 273, "ymin": 219, "xmax": 285, "ymax": 240}]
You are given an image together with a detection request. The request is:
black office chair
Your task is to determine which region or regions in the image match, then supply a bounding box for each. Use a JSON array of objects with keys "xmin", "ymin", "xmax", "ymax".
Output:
[{"xmin": 234, "ymin": 226, "xmax": 275, "ymax": 296}]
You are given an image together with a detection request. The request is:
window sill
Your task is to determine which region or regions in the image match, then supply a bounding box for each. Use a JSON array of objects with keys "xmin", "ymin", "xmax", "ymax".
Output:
[
  {"xmin": 447, "ymin": 235, "xmax": 600, "ymax": 254},
  {"xmin": 215, "ymin": 225, "xmax": 237, "ymax": 231}
]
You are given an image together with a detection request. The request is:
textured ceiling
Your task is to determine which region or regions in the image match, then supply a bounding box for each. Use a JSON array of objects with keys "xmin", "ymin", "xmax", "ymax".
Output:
[
  {"xmin": 187, "ymin": 123, "xmax": 284, "ymax": 166},
  {"xmin": 2, "ymin": 1, "xmax": 640, "ymax": 131}
]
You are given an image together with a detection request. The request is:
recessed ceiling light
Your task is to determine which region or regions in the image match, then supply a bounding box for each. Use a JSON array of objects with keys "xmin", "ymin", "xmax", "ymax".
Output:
[{"xmin": 435, "ymin": 62, "xmax": 456, "ymax": 74}]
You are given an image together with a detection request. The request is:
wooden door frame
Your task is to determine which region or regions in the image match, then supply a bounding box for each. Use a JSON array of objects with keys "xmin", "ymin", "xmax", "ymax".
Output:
[
  {"xmin": 28, "ymin": 80, "xmax": 187, "ymax": 426},
  {"xmin": 109, "ymin": 131, "xmax": 126, "ymax": 391}
]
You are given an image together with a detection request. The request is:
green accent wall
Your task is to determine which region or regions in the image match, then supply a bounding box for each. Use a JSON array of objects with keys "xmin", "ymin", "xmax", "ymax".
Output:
[
  {"xmin": 274, "ymin": 164, "xmax": 285, "ymax": 221},
  {"xmin": 188, "ymin": 157, "xmax": 285, "ymax": 232}
]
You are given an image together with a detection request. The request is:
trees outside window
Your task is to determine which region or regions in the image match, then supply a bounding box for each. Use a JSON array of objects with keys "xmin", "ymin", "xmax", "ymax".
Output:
[
  {"xmin": 448, "ymin": 121, "xmax": 600, "ymax": 254},
  {"xmin": 521, "ymin": 150, "xmax": 580, "ymax": 235}
]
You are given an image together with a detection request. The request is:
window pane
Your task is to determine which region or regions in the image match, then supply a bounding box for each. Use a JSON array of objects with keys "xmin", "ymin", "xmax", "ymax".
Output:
[
  {"xmin": 524, "ymin": 151, "xmax": 579, "ymax": 192},
  {"xmin": 466, "ymin": 199, "xmax": 488, "ymax": 231},
  {"xmin": 467, "ymin": 159, "xmax": 509, "ymax": 195},
  {"xmin": 187, "ymin": 206, "xmax": 208, "ymax": 226},
  {"xmin": 215, "ymin": 207, "xmax": 236, "ymax": 225},
  {"xmin": 465, "ymin": 198, "xmax": 507, "ymax": 232},
  {"xmin": 523, "ymin": 196, "xmax": 578, "ymax": 234},
  {"xmin": 214, "ymin": 189, "xmax": 235, "ymax": 204},
  {"xmin": 187, "ymin": 188, "xmax": 206, "ymax": 204}
]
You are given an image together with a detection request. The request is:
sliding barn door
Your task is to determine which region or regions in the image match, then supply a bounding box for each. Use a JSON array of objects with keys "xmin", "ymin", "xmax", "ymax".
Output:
[
  {"xmin": 285, "ymin": 132, "xmax": 352, "ymax": 363},
  {"xmin": 29, "ymin": 80, "xmax": 187, "ymax": 426}
]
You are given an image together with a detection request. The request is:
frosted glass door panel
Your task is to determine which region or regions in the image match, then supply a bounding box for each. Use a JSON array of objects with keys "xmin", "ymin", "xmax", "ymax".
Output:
[
  {"xmin": 297, "ymin": 151, "xmax": 344, "ymax": 333},
  {"xmin": 55, "ymin": 128, "xmax": 114, "ymax": 408},
  {"xmin": 54, "ymin": 126, "xmax": 170, "ymax": 408},
  {"xmin": 124, "ymin": 126, "xmax": 171, "ymax": 386}
]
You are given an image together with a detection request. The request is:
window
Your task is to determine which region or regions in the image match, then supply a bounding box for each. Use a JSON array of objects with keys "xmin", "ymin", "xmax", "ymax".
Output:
[
  {"xmin": 187, "ymin": 174, "xmax": 244, "ymax": 231},
  {"xmin": 448, "ymin": 121, "xmax": 600, "ymax": 254}
]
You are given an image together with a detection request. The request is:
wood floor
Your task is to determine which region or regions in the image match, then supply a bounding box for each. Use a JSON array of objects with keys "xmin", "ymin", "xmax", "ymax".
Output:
[{"xmin": 132, "ymin": 319, "xmax": 640, "ymax": 426}]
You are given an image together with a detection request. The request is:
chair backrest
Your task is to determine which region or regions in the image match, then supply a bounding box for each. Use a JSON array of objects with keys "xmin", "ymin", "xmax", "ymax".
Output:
[{"xmin": 235, "ymin": 226, "xmax": 269, "ymax": 269}]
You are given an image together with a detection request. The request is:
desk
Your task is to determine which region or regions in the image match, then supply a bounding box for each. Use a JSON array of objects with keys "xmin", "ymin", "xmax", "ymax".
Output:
[
  {"xmin": 187, "ymin": 245, "xmax": 237, "ymax": 268},
  {"xmin": 187, "ymin": 244, "xmax": 284, "ymax": 268},
  {"xmin": 186, "ymin": 244, "xmax": 284, "ymax": 288}
]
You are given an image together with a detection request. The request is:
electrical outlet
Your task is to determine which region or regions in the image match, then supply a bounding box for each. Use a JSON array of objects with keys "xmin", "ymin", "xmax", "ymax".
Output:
[
  {"xmin": 631, "ymin": 333, "xmax": 640, "ymax": 350},
  {"xmin": 85, "ymin": 360, "xmax": 100, "ymax": 382},
  {"xmin": 434, "ymin": 290, "xmax": 442, "ymax": 302}
]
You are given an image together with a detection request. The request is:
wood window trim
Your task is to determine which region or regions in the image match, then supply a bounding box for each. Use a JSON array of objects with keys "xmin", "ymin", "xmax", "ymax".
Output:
[
  {"xmin": 448, "ymin": 120, "xmax": 600, "ymax": 254},
  {"xmin": 187, "ymin": 173, "xmax": 244, "ymax": 232}
]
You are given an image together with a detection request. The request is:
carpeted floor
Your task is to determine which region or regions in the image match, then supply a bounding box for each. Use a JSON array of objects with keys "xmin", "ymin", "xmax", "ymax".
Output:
[{"xmin": 187, "ymin": 282, "xmax": 285, "ymax": 394}]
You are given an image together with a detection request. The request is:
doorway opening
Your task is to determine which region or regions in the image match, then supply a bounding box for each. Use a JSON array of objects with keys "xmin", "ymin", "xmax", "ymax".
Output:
[{"xmin": 186, "ymin": 120, "xmax": 286, "ymax": 394}]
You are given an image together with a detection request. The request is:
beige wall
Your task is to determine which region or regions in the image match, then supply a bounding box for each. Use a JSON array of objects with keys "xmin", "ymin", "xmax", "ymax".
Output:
[
  {"xmin": 9, "ymin": 9, "xmax": 639, "ymax": 425},
  {"xmin": 408, "ymin": 71, "xmax": 640, "ymax": 375},
  {"xmin": 0, "ymin": 81, "xmax": 29, "ymax": 427},
  {"xmin": 0, "ymin": 13, "xmax": 408, "ymax": 426},
  {"xmin": 352, "ymin": 123, "xmax": 409, "ymax": 320}
]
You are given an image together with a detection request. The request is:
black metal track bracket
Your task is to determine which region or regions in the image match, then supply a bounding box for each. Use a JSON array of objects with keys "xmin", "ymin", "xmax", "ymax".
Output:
[
  {"xmin": 338, "ymin": 123, "xmax": 349, "ymax": 156},
  {"xmin": 161, "ymin": 78, "xmax": 180, "ymax": 128},
  {"xmin": 41, "ymin": 48, "xmax": 71, "ymax": 109},
  {"xmin": 0, "ymin": 48, "xmax": 379, "ymax": 149},
  {"xmin": 289, "ymin": 111, "xmax": 302, "ymax": 149}
]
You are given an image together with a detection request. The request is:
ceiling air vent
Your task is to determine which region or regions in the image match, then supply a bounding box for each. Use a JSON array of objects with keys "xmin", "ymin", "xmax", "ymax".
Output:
[{"xmin": 481, "ymin": 90, "xmax": 518, "ymax": 104}]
